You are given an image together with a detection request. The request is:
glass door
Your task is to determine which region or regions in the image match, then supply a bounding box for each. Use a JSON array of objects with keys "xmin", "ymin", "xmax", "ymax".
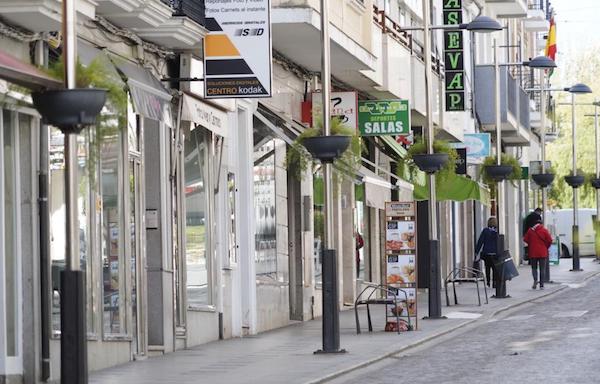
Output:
[{"xmin": 129, "ymin": 157, "xmax": 144, "ymax": 356}]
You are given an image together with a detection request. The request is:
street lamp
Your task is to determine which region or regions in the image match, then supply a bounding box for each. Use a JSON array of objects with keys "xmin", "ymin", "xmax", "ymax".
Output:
[
  {"xmin": 407, "ymin": 3, "xmax": 500, "ymax": 318},
  {"xmin": 565, "ymin": 83, "xmax": 593, "ymax": 271}
]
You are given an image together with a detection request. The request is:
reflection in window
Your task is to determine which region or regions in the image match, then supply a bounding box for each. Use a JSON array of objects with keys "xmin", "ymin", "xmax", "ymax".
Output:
[
  {"xmin": 184, "ymin": 127, "xmax": 210, "ymax": 306},
  {"xmin": 101, "ymin": 132, "xmax": 122, "ymax": 334},
  {"xmin": 313, "ymin": 171, "xmax": 324, "ymax": 284},
  {"xmin": 253, "ymin": 139, "xmax": 277, "ymax": 276},
  {"xmin": 3, "ymin": 110, "xmax": 17, "ymax": 356},
  {"xmin": 49, "ymin": 127, "xmax": 92, "ymax": 333}
]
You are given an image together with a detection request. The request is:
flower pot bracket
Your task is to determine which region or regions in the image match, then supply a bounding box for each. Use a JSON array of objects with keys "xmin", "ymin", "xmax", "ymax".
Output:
[
  {"xmin": 301, "ymin": 135, "xmax": 351, "ymax": 163},
  {"xmin": 484, "ymin": 165, "xmax": 513, "ymax": 182},
  {"xmin": 531, "ymin": 173, "xmax": 555, "ymax": 188},
  {"xmin": 564, "ymin": 175, "xmax": 585, "ymax": 188},
  {"xmin": 411, "ymin": 153, "xmax": 449, "ymax": 174},
  {"xmin": 32, "ymin": 88, "xmax": 107, "ymax": 134}
]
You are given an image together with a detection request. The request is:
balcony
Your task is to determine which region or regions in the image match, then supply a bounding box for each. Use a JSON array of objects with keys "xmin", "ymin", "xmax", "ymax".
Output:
[
  {"xmin": 96, "ymin": 0, "xmax": 206, "ymax": 48},
  {"xmin": 484, "ymin": 0, "xmax": 528, "ymax": 18},
  {"xmin": 475, "ymin": 65, "xmax": 531, "ymax": 146},
  {"xmin": 523, "ymin": 5, "xmax": 549, "ymax": 32},
  {"xmin": 0, "ymin": 0, "xmax": 96, "ymax": 32}
]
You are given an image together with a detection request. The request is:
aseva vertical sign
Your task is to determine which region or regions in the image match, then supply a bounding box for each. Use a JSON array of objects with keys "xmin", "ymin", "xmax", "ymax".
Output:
[{"xmin": 443, "ymin": 0, "xmax": 465, "ymax": 111}]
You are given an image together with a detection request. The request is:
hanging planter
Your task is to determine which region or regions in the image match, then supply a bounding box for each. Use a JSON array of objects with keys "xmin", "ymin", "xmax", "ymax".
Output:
[
  {"xmin": 301, "ymin": 135, "xmax": 351, "ymax": 163},
  {"xmin": 411, "ymin": 153, "xmax": 449, "ymax": 174},
  {"xmin": 484, "ymin": 165, "xmax": 514, "ymax": 181},
  {"xmin": 564, "ymin": 175, "xmax": 585, "ymax": 188},
  {"xmin": 590, "ymin": 177, "xmax": 600, "ymax": 189},
  {"xmin": 406, "ymin": 139, "xmax": 457, "ymax": 176},
  {"xmin": 32, "ymin": 88, "xmax": 107, "ymax": 134},
  {"xmin": 531, "ymin": 173, "xmax": 555, "ymax": 188}
]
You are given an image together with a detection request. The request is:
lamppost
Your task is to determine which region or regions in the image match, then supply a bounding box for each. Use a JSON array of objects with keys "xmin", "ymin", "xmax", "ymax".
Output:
[
  {"xmin": 565, "ymin": 83, "xmax": 593, "ymax": 272},
  {"xmin": 402, "ymin": 6, "xmax": 501, "ymax": 318}
]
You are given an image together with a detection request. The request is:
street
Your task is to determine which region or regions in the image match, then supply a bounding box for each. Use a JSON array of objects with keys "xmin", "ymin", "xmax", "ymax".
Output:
[{"xmin": 328, "ymin": 275, "xmax": 600, "ymax": 384}]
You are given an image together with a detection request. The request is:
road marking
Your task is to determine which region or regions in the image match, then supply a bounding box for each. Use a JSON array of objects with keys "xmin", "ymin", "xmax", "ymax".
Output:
[
  {"xmin": 552, "ymin": 311, "xmax": 588, "ymax": 318},
  {"xmin": 445, "ymin": 312, "xmax": 482, "ymax": 319},
  {"xmin": 503, "ymin": 315, "xmax": 535, "ymax": 321}
]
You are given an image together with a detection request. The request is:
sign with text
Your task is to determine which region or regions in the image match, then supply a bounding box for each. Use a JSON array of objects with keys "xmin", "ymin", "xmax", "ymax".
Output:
[
  {"xmin": 358, "ymin": 99, "xmax": 410, "ymax": 136},
  {"xmin": 455, "ymin": 147, "xmax": 467, "ymax": 174},
  {"xmin": 312, "ymin": 91, "xmax": 358, "ymax": 129},
  {"xmin": 443, "ymin": 0, "xmax": 465, "ymax": 111},
  {"xmin": 204, "ymin": 0, "xmax": 272, "ymax": 98}
]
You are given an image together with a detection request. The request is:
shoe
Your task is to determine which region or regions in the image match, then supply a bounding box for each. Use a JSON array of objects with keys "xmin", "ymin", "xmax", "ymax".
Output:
[
  {"xmin": 540, "ymin": 284, "xmax": 544, "ymax": 290},
  {"xmin": 532, "ymin": 282, "xmax": 537, "ymax": 289}
]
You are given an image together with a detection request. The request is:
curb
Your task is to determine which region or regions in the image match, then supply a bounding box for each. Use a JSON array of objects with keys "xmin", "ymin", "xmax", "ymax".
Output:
[{"xmin": 307, "ymin": 270, "xmax": 600, "ymax": 384}]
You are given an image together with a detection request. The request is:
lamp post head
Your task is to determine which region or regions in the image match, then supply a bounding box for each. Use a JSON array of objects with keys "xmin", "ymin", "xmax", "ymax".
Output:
[
  {"xmin": 527, "ymin": 55, "xmax": 557, "ymax": 69},
  {"xmin": 568, "ymin": 83, "xmax": 593, "ymax": 94},
  {"xmin": 464, "ymin": 15, "xmax": 503, "ymax": 33}
]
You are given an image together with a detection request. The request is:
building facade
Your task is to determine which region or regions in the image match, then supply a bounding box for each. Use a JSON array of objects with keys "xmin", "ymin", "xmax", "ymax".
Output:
[{"xmin": 0, "ymin": 0, "xmax": 552, "ymax": 382}]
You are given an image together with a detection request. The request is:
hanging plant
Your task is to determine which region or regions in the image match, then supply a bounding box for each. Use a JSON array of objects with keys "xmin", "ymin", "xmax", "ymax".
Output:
[
  {"xmin": 406, "ymin": 138, "xmax": 458, "ymax": 179},
  {"xmin": 45, "ymin": 57, "xmax": 127, "ymax": 187},
  {"xmin": 285, "ymin": 117, "xmax": 363, "ymax": 180},
  {"xmin": 481, "ymin": 154, "xmax": 522, "ymax": 185}
]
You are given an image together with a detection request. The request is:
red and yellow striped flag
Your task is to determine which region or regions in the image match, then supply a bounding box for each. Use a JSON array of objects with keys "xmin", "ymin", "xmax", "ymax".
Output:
[{"xmin": 545, "ymin": 17, "xmax": 556, "ymax": 76}]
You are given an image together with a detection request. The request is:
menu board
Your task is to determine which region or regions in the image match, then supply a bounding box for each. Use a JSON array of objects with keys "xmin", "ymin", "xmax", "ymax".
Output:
[{"xmin": 385, "ymin": 201, "xmax": 417, "ymax": 330}]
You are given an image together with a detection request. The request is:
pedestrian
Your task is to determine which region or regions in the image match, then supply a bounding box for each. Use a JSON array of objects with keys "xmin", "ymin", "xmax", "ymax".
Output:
[
  {"xmin": 523, "ymin": 216, "xmax": 553, "ymax": 290},
  {"xmin": 475, "ymin": 217, "xmax": 498, "ymax": 287},
  {"xmin": 355, "ymin": 232, "xmax": 364, "ymax": 278},
  {"xmin": 522, "ymin": 208, "xmax": 542, "ymax": 262}
]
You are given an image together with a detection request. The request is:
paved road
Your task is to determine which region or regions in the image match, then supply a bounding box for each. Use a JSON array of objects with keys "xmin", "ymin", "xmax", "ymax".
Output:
[{"xmin": 327, "ymin": 276, "xmax": 600, "ymax": 384}]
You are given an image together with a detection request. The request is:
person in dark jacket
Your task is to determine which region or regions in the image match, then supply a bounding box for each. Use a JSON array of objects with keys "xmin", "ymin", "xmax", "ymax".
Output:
[
  {"xmin": 523, "ymin": 217, "xmax": 553, "ymax": 289},
  {"xmin": 475, "ymin": 217, "xmax": 498, "ymax": 287}
]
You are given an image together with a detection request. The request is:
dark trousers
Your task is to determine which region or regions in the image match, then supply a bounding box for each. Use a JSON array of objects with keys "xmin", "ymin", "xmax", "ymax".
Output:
[
  {"xmin": 482, "ymin": 254, "xmax": 496, "ymax": 287},
  {"xmin": 531, "ymin": 258, "xmax": 547, "ymax": 285}
]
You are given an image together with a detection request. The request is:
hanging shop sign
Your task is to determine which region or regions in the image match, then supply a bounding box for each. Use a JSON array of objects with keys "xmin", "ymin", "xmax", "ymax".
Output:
[
  {"xmin": 454, "ymin": 147, "xmax": 467, "ymax": 175},
  {"xmin": 464, "ymin": 133, "xmax": 491, "ymax": 161},
  {"xmin": 312, "ymin": 91, "xmax": 358, "ymax": 129},
  {"xmin": 385, "ymin": 201, "xmax": 417, "ymax": 331},
  {"xmin": 358, "ymin": 99, "xmax": 410, "ymax": 136},
  {"xmin": 204, "ymin": 0, "xmax": 272, "ymax": 98},
  {"xmin": 443, "ymin": 0, "xmax": 465, "ymax": 111}
]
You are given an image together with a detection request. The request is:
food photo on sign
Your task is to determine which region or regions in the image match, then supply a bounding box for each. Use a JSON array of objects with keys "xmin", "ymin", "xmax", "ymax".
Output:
[
  {"xmin": 387, "ymin": 255, "xmax": 416, "ymax": 284},
  {"xmin": 386, "ymin": 221, "xmax": 416, "ymax": 251}
]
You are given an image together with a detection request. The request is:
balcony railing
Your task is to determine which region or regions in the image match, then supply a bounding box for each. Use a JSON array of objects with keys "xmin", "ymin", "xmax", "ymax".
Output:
[{"xmin": 161, "ymin": 0, "xmax": 205, "ymax": 26}]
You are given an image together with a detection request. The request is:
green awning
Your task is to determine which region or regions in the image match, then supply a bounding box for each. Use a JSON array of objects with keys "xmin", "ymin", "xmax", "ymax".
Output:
[{"xmin": 413, "ymin": 173, "xmax": 490, "ymax": 206}]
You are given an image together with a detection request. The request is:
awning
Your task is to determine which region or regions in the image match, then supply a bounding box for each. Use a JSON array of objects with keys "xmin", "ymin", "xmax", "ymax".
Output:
[
  {"xmin": 109, "ymin": 55, "xmax": 172, "ymax": 122},
  {"xmin": 181, "ymin": 93, "xmax": 228, "ymax": 137},
  {"xmin": 379, "ymin": 135, "xmax": 408, "ymax": 160},
  {"xmin": 359, "ymin": 166, "xmax": 391, "ymax": 210},
  {"xmin": 413, "ymin": 173, "xmax": 490, "ymax": 205},
  {"xmin": 254, "ymin": 108, "xmax": 297, "ymax": 145},
  {"xmin": 0, "ymin": 49, "xmax": 61, "ymax": 90}
]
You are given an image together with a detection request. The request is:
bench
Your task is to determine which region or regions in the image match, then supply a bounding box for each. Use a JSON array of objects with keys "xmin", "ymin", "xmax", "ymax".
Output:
[
  {"xmin": 444, "ymin": 267, "xmax": 488, "ymax": 307},
  {"xmin": 354, "ymin": 283, "xmax": 411, "ymax": 334}
]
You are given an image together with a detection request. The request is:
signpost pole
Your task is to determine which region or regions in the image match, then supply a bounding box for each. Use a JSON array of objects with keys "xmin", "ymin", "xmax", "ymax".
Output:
[{"xmin": 571, "ymin": 92, "xmax": 582, "ymax": 271}]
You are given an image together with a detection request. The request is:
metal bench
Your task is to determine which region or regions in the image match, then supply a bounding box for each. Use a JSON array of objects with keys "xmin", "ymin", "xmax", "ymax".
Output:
[
  {"xmin": 354, "ymin": 283, "xmax": 411, "ymax": 334},
  {"xmin": 444, "ymin": 266, "xmax": 488, "ymax": 307}
]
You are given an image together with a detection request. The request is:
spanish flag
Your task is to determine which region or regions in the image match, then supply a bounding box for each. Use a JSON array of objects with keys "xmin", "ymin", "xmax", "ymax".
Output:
[{"xmin": 545, "ymin": 17, "xmax": 556, "ymax": 76}]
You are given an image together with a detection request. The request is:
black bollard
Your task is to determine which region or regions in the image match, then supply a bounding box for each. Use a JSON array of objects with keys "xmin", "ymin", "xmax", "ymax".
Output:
[{"xmin": 315, "ymin": 249, "xmax": 345, "ymax": 354}]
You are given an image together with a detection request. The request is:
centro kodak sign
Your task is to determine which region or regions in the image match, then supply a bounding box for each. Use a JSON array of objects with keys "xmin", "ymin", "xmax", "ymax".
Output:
[{"xmin": 443, "ymin": 0, "xmax": 465, "ymax": 111}]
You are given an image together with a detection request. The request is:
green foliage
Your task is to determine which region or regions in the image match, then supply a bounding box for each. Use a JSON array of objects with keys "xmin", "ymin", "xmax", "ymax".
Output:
[
  {"xmin": 285, "ymin": 117, "xmax": 363, "ymax": 180},
  {"xmin": 406, "ymin": 137, "xmax": 458, "ymax": 180},
  {"xmin": 481, "ymin": 154, "xmax": 522, "ymax": 185}
]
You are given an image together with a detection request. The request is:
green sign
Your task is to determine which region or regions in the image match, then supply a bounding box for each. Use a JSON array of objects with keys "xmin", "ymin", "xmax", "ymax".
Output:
[
  {"xmin": 358, "ymin": 99, "xmax": 410, "ymax": 136},
  {"xmin": 443, "ymin": 0, "xmax": 465, "ymax": 111}
]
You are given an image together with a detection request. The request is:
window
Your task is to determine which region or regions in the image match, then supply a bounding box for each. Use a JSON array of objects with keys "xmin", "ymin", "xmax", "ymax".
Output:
[
  {"xmin": 49, "ymin": 127, "xmax": 93, "ymax": 334},
  {"xmin": 3, "ymin": 110, "xmax": 18, "ymax": 356},
  {"xmin": 101, "ymin": 129, "xmax": 123, "ymax": 334},
  {"xmin": 184, "ymin": 126, "xmax": 211, "ymax": 306},
  {"xmin": 253, "ymin": 139, "xmax": 277, "ymax": 276}
]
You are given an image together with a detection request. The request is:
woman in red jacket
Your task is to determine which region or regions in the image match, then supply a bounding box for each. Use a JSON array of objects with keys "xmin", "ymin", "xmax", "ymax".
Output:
[{"xmin": 523, "ymin": 217, "xmax": 553, "ymax": 290}]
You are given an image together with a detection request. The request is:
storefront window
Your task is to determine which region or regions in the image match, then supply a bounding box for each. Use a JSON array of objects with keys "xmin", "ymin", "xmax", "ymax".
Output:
[
  {"xmin": 355, "ymin": 184, "xmax": 367, "ymax": 280},
  {"xmin": 313, "ymin": 170, "xmax": 324, "ymax": 284},
  {"xmin": 253, "ymin": 139, "xmax": 277, "ymax": 276},
  {"xmin": 184, "ymin": 126, "xmax": 211, "ymax": 306},
  {"xmin": 101, "ymin": 131, "xmax": 123, "ymax": 334},
  {"xmin": 49, "ymin": 127, "xmax": 93, "ymax": 334},
  {"xmin": 3, "ymin": 110, "xmax": 17, "ymax": 356}
]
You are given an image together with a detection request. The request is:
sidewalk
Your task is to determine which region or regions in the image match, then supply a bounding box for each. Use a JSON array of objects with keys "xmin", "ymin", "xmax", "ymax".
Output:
[{"xmin": 90, "ymin": 258, "xmax": 600, "ymax": 384}]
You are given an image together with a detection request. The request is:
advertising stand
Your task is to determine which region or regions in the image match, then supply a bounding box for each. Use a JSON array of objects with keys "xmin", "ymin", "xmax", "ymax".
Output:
[{"xmin": 385, "ymin": 202, "xmax": 418, "ymax": 331}]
